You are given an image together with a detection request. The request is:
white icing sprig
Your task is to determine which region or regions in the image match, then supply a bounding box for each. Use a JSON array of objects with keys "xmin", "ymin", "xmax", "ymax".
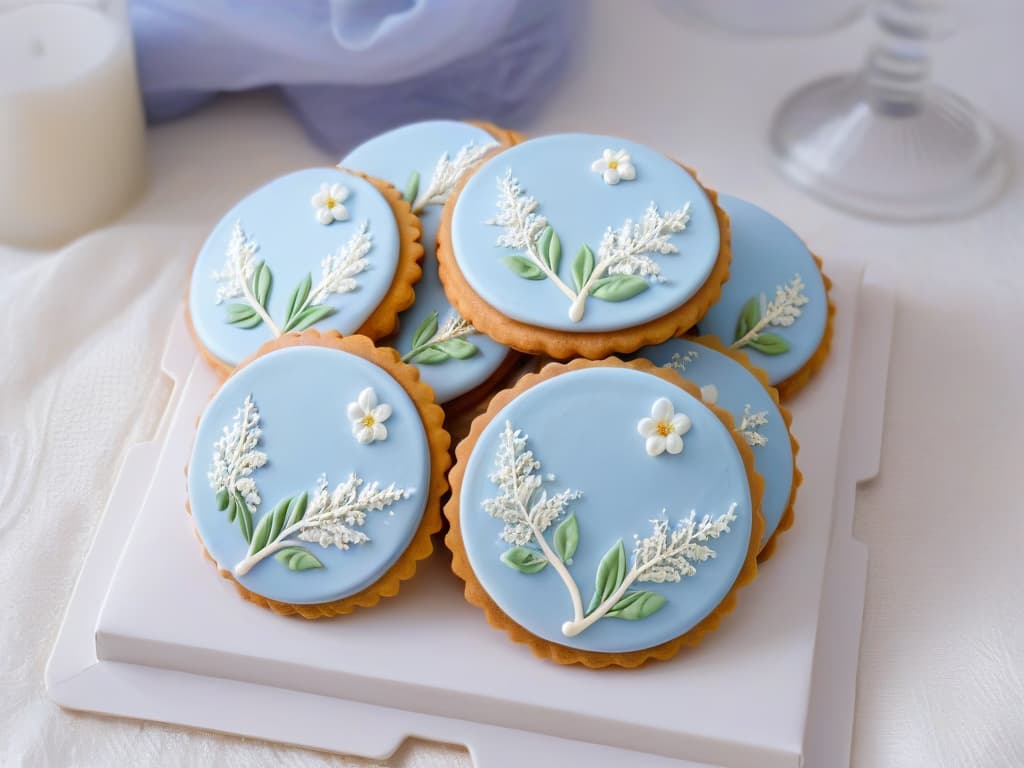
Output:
[
  {"xmin": 298, "ymin": 473, "xmax": 412, "ymax": 549},
  {"xmin": 208, "ymin": 394, "xmax": 267, "ymax": 514},
  {"xmin": 233, "ymin": 472, "xmax": 413, "ymax": 575},
  {"xmin": 761, "ymin": 273, "xmax": 809, "ymax": 329},
  {"xmin": 737, "ymin": 404, "xmax": 769, "ymax": 448},
  {"xmin": 490, "ymin": 169, "xmax": 551, "ymax": 253},
  {"xmin": 731, "ymin": 273, "xmax": 809, "ymax": 352},
  {"xmin": 483, "ymin": 421, "xmax": 582, "ymax": 547},
  {"xmin": 599, "ymin": 202, "xmax": 692, "ymax": 282},
  {"xmin": 211, "ymin": 220, "xmax": 259, "ymax": 304},
  {"xmin": 412, "ymin": 141, "xmax": 497, "ymax": 213},
  {"xmin": 309, "ymin": 221, "xmax": 372, "ymax": 305},
  {"xmin": 663, "ymin": 349, "xmax": 699, "ymax": 372},
  {"xmin": 561, "ymin": 504, "xmax": 737, "ymax": 637},
  {"xmin": 633, "ymin": 508, "xmax": 737, "ymax": 584},
  {"xmin": 487, "ymin": 169, "xmax": 691, "ymax": 321}
]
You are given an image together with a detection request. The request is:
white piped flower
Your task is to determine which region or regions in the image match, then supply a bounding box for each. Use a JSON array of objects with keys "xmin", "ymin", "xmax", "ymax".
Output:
[
  {"xmin": 347, "ymin": 387, "xmax": 392, "ymax": 444},
  {"xmin": 700, "ymin": 384, "xmax": 719, "ymax": 405},
  {"xmin": 591, "ymin": 148, "xmax": 637, "ymax": 185},
  {"xmin": 637, "ymin": 398, "xmax": 692, "ymax": 457},
  {"xmin": 311, "ymin": 183, "xmax": 350, "ymax": 224}
]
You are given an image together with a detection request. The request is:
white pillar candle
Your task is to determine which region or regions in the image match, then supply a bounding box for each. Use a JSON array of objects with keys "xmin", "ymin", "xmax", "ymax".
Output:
[{"xmin": 0, "ymin": 3, "xmax": 146, "ymax": 249}]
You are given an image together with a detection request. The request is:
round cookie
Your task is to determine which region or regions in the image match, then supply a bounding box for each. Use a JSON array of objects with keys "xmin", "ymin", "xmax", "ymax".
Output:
[
  {"xmin": 340, "ymin": 120, "xmax": 522, "ymax": 409},
  {"xmin": 186, "ymin": 332, "xmax": 449, "ymax": 618},
  {"xmin": 437, "ymin": 133, "xmax": 732, "ymax": 359},
  {"xmin": 635, "ymin": 336, "xmax": 800, "ymax": 561},
  {"xmin": 694, "ymin": 195, "xmax": 833, "ymax": 398},
  {"xmin": 445, "ymin": 358, "xmax": 764, "ymax": 667},
  {"xmin": 188, "ymin": 167, "xmax": 423, "ymax": 376}
]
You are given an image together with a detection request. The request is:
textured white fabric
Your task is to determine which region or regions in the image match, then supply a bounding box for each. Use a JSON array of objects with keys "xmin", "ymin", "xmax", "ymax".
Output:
[{"xmin": 3, "ymin": 3, "xmax": 1024, "ymax": 766}]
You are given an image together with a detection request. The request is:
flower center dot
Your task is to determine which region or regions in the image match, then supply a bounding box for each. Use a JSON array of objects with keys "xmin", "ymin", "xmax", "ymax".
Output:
[
  {"xmin": 608, "ymin": 160, "xmax": 618, "ymax": 169},
  {"xmin": 326, "ymin": 198, "xmax": 336, "ymax": 208},
  {"xmin": 656, "ymin": 422, "xmax": 672, "ymax": 436},
  {"xmin": 361, "ymin": 415, "xmax": 375, "ymax": 427}
]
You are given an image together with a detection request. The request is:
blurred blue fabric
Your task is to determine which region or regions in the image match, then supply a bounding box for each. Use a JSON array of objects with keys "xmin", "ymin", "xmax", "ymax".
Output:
[{"xmin": 131, "ymin": 0, "xmax": 575, "ymax": 153}]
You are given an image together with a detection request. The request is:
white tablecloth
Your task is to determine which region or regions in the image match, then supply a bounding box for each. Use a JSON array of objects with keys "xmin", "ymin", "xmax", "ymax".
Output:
[{"xmin": 3, "ymin": 3, "xmax": 1023, "ymax": 766}]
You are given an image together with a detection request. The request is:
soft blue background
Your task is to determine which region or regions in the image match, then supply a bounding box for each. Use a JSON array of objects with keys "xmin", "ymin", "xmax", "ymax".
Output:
[
  {"xmin": 696, "ymin": 195, "xmax": 828, "ymax": 384},
  {"xmin": 635, "ymin": 338, "xmax": 794, "ymax": 550},
  {"xmin": 460, "ymin": 368, "xmax": 752, "ymax": 654},
  {"xmin": 451, "ymin": 134, "xmax": 721, "ymax": 332},
  {"xmin": 188, "ymin": 168, "xmax": 400, "ymax": 369},
  {"xmin": 188, "ymin": 346, "xmax": 429, "ymax": 605},
  {"xmin": 341, "ymin": 120, "xmax": 512, "ymax": 403}
]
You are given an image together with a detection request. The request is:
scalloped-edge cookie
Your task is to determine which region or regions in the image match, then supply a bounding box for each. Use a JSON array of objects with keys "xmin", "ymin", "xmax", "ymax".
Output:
[
  {"xmin": 186, "ymin": 331, "xmax": 449, "ymax": 618},
  {"xmin": 187, "ymin": 167, "xmax": 424, "ymax": 378},
  {"xmin": 436, "ymin": 133, "xmax": 732, "ymax": 360},
  {"xmin": 445, "ymin": 357, "xmax": 764, "ymax": 667}
]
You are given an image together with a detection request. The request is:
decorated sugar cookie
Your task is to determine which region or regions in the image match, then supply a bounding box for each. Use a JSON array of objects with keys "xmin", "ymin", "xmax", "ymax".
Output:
[
  {"xmin": 694, "ymin": 195, "xmax": 833, "ymax": 398},
  {"xmin": 341, "ymin": 120, "xmax": 522, "ymax": 408},
  {"xmin": 186, "ymin": 332, "xmax": 449, "ymax": 617},
  {"xmin": 445, "ymin": 359, "xmax": 764, "ymax": 667},
  {"xmin": 637, "ymin": 336, "xmax": 800, "ymax": 560},
  {"xmin": 436, "ymin": 133, "xmax": 732, "ymax": 359},
  {"xmin": 187, "ymin": 167, "xmax": 423, "ymax": 376}
]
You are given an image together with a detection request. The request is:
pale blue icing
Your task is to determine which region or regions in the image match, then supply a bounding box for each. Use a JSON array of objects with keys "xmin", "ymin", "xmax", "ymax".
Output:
[
  {"xmin": 188, "ymin": 168, "xmax": 401, "ymax": 369},
  {"xmin": 450, "ymin": 133, "xmax": 721, "ymax": 333},
  {"xmin": 459, "ymin": 367, "xmax": 752, "ymax": 653},
  {"xmin": 340, "ymin": 120, "xmax": 512, "ymax": 403},
  {"xmin": 634, "ymin": 338, "xmax": 793, "ymax": 551},
  {"xmin": 696, "ymin": 195, "xmax": 828, "ymax": 384},
  {"xmin": 188, "ymin": 345, "xmax": 430, "ymax": 605}
]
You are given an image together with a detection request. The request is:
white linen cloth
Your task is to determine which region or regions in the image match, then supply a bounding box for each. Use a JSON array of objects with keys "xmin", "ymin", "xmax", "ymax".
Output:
[{"xmin": 2, "ymin": 3, "xmax": 1023, "ymax": 766}]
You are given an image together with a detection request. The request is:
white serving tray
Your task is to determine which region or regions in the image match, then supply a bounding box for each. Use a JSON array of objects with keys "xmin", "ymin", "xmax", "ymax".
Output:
[{"xmin": 46, "ymin": 260, "xmax": 893, "ymax": 768}]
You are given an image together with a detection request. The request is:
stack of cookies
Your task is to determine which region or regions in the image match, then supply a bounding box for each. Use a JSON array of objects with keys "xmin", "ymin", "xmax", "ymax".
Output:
[{"xmin": 185, "ymin": 120, "xmax": 833, "ymax": 667}]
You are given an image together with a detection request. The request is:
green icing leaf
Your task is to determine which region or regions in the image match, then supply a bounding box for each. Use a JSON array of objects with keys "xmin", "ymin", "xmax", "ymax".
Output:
[
  {"xmin": 408, "ymin": 346, "xmax": 450, "ymax": 365},
  {"xmin": 500, "ymin": 546, "xmax": 548, "ymax": 574},
  {"xmin": 234, "ymin": 492, "xmax": 254, "ymax": 544},
  {"xmin": 284, "ymin": 274, "xmax": 312, "ymax": 329},
  {"xmin": 734, "ymin": 296, "xmax": 761, "ymax": 341},
  {"xmin": 502, "ymin": 255, "xmax": 546, "ymax": 280},
  {"xmin": 254, "ymin": 261, "xmax": 272, "ymax": 306},
  {"xmin": 288, "ymin": 303, "xmax": 336, "ymax": 332},
  {"xmin": 436, "ymin": 337, "xmax": 478, "ymax": 359},
  {"xmin": 249, "ymin": 496, "xmax": 289, "ymax": 555},
  {"xmin": 588, "ymin": 540, "xmax": 627, "ymax": 614},
  {"xmin": 286, "ymin": 492, "xmax": 308, "ymax": 527},
  {"xmin": 545, "ymin": 228, "xmax": 562, "ymax": 273},
  {"xmin": 215, "ymin": 489, "xmax": 229, "ymax": 511},
  {"xmin": 225, "ymin": 303, "xmax": 255, "ymax": 321},
  {"xmin": 537, "ymin": 227, "xmax": 553, "ymax": 267},
  {"xmin": 571, "ymin": 244, "xmax": 595, "ymax": 293},
  {"xmin": 411, "ymin": 311, "xmax": 439, "ymax": 349},
  {"xmin": 747, "ymin": 332, "xmax": 790, "ymax": 355},
  {"xmin": 590, "ymin": 275, "xmax": 649, "ymax": 302},
  {"xmin": 232, "ymin": 313, "xmax": 263, "ymax": 330},
  {"xmin": 553, "ymin": 512, "xmax": 579, "ymax": 563},
  {"xmin": 274, "ymin": 546, "xmax": 324, "ymax": 571},
  {"xmin": 403, "ymin": 170, "xmax": 420, "ymax": 204},
  {"xmin": 225, "ymin": 303, "xmax": 262, "ymax": 329},
  {"xmin": 225, "ymin": 495, "xmax": 237, "ymax": 522},
  {"xmin": 605, "ymin": 590, "xmax": 667, "ymax": 620}
]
